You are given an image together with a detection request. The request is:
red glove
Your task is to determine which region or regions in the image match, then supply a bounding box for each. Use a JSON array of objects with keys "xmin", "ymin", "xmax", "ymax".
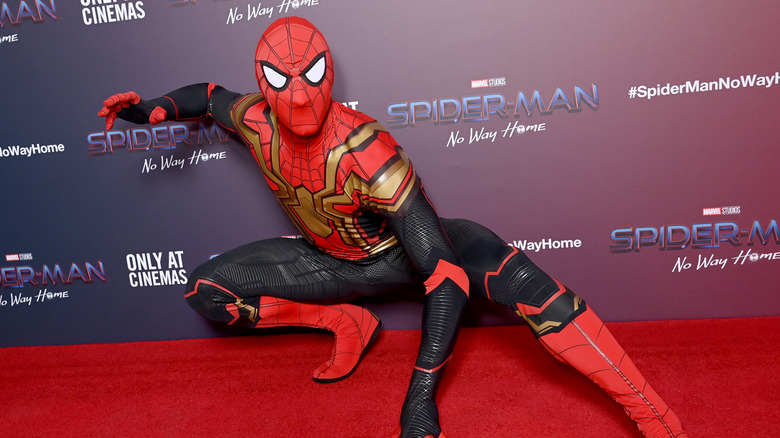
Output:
[{"xmin": 98, "ymin": 91, "xmax": 167, "ymax": 130}]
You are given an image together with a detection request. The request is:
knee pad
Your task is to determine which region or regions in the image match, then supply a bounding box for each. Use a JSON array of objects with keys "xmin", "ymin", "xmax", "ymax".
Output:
[
  {"xmin": 515, "ymin": 281, "xmax": 587, "ymax": 337},
  {"xmin": 184, "ymin": 271, "xmax": 259, "ymax": 327}
]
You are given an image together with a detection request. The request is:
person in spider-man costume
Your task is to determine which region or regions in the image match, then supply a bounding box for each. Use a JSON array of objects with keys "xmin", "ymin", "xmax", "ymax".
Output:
[{"xmin": 98, "ymin": 17, "xmax": 686, "ymax": 438}]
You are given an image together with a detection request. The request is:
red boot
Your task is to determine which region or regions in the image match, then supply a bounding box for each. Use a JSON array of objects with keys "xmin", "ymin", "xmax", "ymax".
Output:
[
  {"xmin": 538, "ymin": 308, "xmax": 687, "ymax": 438},
  {"xmin": 253, "ymin": 296, "xmax": 382, "ymax": 383}
]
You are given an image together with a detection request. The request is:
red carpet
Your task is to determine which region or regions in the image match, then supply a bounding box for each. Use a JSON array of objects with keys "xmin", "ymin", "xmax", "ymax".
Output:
[{"xmin": 1, "ymin": 317, "xmax": 778, "ymax": 437}]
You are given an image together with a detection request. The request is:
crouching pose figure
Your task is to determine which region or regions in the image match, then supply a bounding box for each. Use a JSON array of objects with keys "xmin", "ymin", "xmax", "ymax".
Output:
[{"xmin": 98, "ymin": 17, "xmax": 686, "ymax": 438}]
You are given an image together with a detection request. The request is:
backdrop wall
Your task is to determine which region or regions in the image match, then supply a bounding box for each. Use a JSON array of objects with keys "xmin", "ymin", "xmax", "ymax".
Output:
[{"xmin": 2, "ymin": 0, "xmax": 778, "ymax": 347}]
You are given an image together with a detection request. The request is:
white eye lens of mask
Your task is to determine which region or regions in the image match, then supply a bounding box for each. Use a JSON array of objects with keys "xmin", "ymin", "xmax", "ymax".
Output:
[
  {"xmin": 263, "ymin": 65, "xmax": 289, "ymax": 90},
  {"xmin": 304, "ymin": 56, "xmax": 326, "ymax": 84}
]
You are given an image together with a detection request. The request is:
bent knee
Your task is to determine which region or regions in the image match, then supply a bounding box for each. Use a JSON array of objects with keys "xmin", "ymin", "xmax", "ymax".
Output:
[
  {"xmin": 184, "ymin": 268, "xmax": 259, "ymax": 327},
  {"xmin": 516, "ymin": 283, "xmax": 586, "ymax": 337}
]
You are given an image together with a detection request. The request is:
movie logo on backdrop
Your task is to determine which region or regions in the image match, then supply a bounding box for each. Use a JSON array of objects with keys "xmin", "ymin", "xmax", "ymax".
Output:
[
  {"xmin": 0, "ymin": 32, "xmax": 18, "ymax": 43},
  {"xmin": 225, "ymin": 0, "xmax": 320, "ymax": 25},
  {"xmin": 0, "ymin": 253, "xmax": 107, "ymax": 309},
  {"xmin": 170, "ymin": 0, "xmax": 320, "ymax": 24},
  {"xmin": 87, "ymin": 121, "xmax": 232, "ymax": 155},
  {"xmin": 702, "ymin": 206, "xmax": 741, "ymax": 216},
  {"xmin": 5, "ymin": 253, "xmax": 33, "ymax": 262},
  {"xmin": 0, "ymin": 0, "xmax": 57, "ymax": 27},
  {"xmin": 80, "ymin": 0, "xmax": 145, "ymax": 26},
  {"xmin": 87, "ymin": 120, "xmax": 234, "ymax": 174},
  {"xmin": 609, "ymin": 208, "xmax": 780, "ymax": 273},
  {"xmin": 471, "ymin": 77, "xmax": 507, "ymax": 89},
  {"xmin": 386, "ymin": 82, "xmax": 598, "ymax": 148}
]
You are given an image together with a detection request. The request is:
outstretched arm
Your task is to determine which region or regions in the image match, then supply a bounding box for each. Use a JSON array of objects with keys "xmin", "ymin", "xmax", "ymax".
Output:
[
  {"xmin": 98, "ymin": 83, "xmax": 243, "ymax": 131},
  {"xmin": 385, "ymin": 189, "xmax": 469, "ymax": 438}
]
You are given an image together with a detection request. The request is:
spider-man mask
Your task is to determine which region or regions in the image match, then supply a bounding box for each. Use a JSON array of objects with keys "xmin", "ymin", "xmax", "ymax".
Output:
[{"xmin": 255, "ymin": 17, "xmax": 334, "ymax": 137}]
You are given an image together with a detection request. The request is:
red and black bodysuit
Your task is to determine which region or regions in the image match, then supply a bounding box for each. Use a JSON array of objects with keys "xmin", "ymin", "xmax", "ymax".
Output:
[{"xmin": 99, "ymin": 17, "xmax": 686, "ymax": 438}]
